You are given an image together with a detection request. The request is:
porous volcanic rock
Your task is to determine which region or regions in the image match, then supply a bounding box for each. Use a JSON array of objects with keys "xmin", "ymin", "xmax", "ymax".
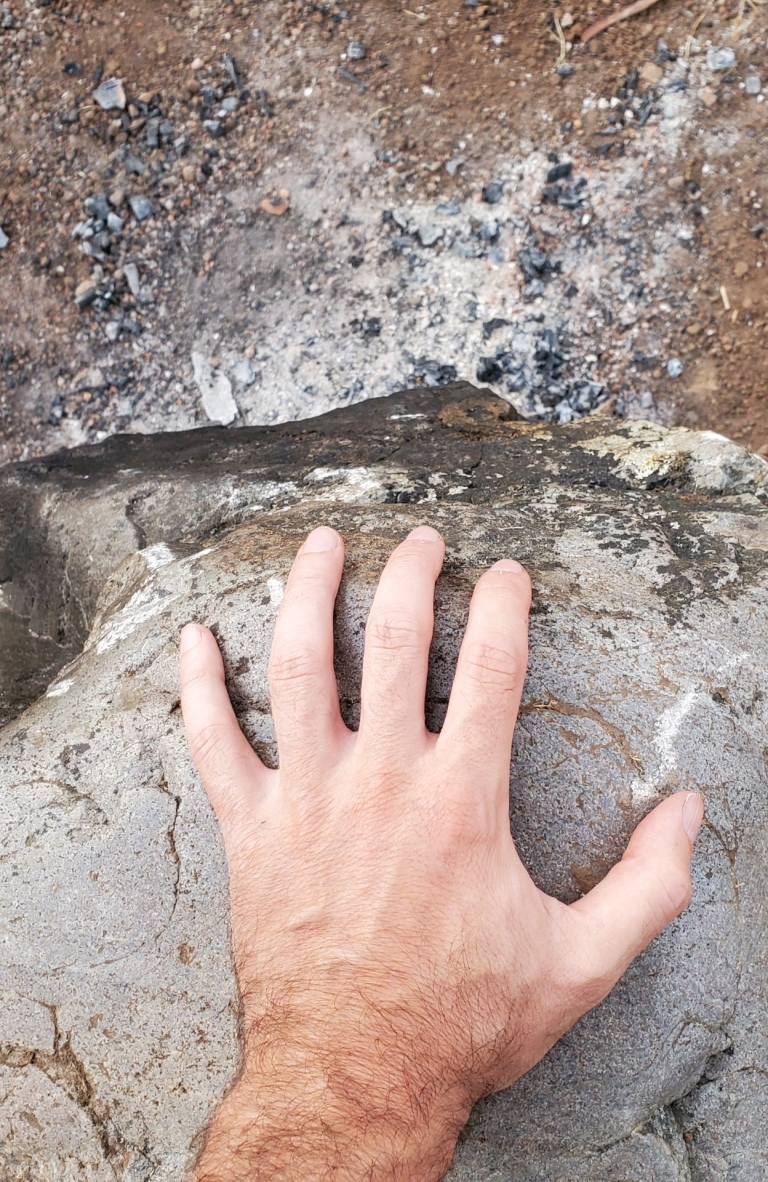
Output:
[{"xmin": 1, "ymin": 385, "xmax": 767, "ymax": 1180}]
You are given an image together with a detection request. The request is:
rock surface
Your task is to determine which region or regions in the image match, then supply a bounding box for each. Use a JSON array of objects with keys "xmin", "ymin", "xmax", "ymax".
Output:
[{"xmin": 1, "ymin": 384, "xmax": 767, "ymax": 1180}]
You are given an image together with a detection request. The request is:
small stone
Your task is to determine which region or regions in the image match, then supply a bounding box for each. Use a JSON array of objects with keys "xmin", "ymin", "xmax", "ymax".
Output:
[
  {"xmin": 73, "ymin": 366, "xmax": 105, "ymax": 391},
  {"xmin": 418, "ymin": 225, "xmax": 444, "ymax": 247},
  {"xmin": 84, "ymin": 193, "xmax": 110, "ymax": 221},
  {"xmin": 129, "ymin": 195, "xmax": 155, "ymax": 221},
  {"xmin": 436, "ymin": 202, "xmax": 461, "ymax": 215},
  {"xmin": 667, "ymin": 358, "xmax": 684, "ymax": 378},
  {"xmin": 700, "ymin": 88, "xmax": 718, "ymax": 108},
  {"xmin": 260, "ymin": 195, "xmax": 289, "ymax": 216},
  {"xmin": 182, "ymin": 164, "xmax": 197, "ymax": 183},
  {"xmin": 124, "ymin": 155, "xmax": 146, "ymax": 176},
  {"xmin": 668, "ymin": 175, "xmax": 686, "ymax": 191},
  {"xmin": 124, "ymin": 263, "xmax": 141, "ymax": 297},
  {"xmin": 109, "ymin": 189, "xmax": 126, "ymax": 209},
  {"xmin": 445, "ymin": 157, "xmax": 464, "ymax": 176},
  {"xmin": 556, "ymin": 63, "xmax": 574, "ymax": 76},
  {"xmin": 706, "ymin": 46, "xmax": 736, "ymax": 71},
  {"xmin": 347, "ymin": 41, "xmax": 366, "ymax": 60},
  {"xmin": 202, "ymin": 119, "xmax": 224, "ymax": 138},
  {"xmin": 749, "ymin": 222, "xmax": 764, "ymax": 237},
  {"xmin": 491, "ymin": 34, "xmax": 504, "ymax": 46},
  {"xmin": 93, "ymin": 77, "xmax": 126, "ymax": 111},
  {"xmin": 560, "ymin": 12, "xmax": 574, "ymax": 28},
  {"xmin": 64, "ymin": 61, "xmax": 82, "ymax": 76},
  {"xmin": 191, "ymin": 57, "xmax": 204, "ymax": 71},
  {"xmin": 734, "ymin": 260, "xmax": 749, "ymax": 279},
  {"xmin": 547, "ymin": 161, "xmax": 573, "ymax": 183},
  {"xmin": 0, "ymin": 227, "xmax": 8, "ymax": 251},
  {"xmin": 192, "ymin": 352, "xmax": 238, "ymax": 425},
  {"xmin": 74, "ymin": 279, "xmax": 98, "ymax": 309},
  {"xmin": 220, "ymin": 96, "xmax": 239, "ymax": 113},
  {"xmin": 231, "ymin": 359, "xmax": 255, "ymax": 387},
  {"xmin": 745, "ymin": 75, "xmax": 762, "ymax": 96},
  {"xmin": 640, "ymin": 62, "xmax": 663, "ymax": 85},
  {"xmin": 482, "ymin": 181, "xmax": 503, "ymax": 204},
  {"xmin": 107, "ymin": 212, "xmax": 124, "ymax": 235},
  {"xmin": 105, "ymin": 322, "xmax": 121, "ymax": 343}
]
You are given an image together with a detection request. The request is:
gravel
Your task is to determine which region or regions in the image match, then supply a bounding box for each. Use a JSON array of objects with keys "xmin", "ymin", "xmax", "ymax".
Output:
[{"xmin": 92, "ymin": 77, "xmax": 126, "ymax": 111}]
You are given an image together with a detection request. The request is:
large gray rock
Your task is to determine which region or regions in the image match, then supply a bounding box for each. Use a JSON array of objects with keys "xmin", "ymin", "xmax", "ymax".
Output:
[{"xmin": 1, "ymin": 384, "xmax": 767, "ymax": 1180}]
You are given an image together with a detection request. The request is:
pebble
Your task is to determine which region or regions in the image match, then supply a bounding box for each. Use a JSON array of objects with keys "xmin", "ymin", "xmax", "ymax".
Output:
[
  {"xmin": 745, "ymin": 75, "xmax": 762, "ymax": 96},
  {"xmin": 124, "ymin": 263, "xmax": 141, "ymax": 297},
  {"xmin": 105, "ymin": 322, "xmax": 121, "ymax": 343},
  {"xmin": 109, "ymin": 189, "xmax": 126, "ymax": 208},
  {"xmin": 93, "ymin": 77, "xmax": 126, "ymax": 111},
  {"xmin": 231, "ymin": 358, "xmax": 255, "ymax": 387},
  {"xmin": 418, "ymin": 225, "xmax": 444, "ymax": 247},
  {"xmin": 445, "ymin": 157, "xmax": 464, "ymax": 176},
  {"xmin": 482, "ymin": 181, "xmax": 503, "ymax": 204},
  {"xmin": 192, "ymin": 351, "xmax": 238, "ymax": 425},
  {"xmin": 202, "ymin": 119, "xmax": 224, "ymax": 138},
  {"xmin": 347, "ymin": 40, "xmax": 366, "ymax": 60},
  {"xmin": 74, "ymin": 279, "xmax": 98, "ymax": 309},
  {"xmin": 129, "ymin": 195, "xmax": 155, "ymax": 221},
  {"xmin": 640, "ymin": 62, "xmax": 663, "ymax": 85},
  {"xmin": 73, "ymin": 366, "xmax": 105, "ymax": 391},
  {"xmin": 667, "ymin": 358, "xmax": 684, "ymax": 377},
  {"xmin": 0, "ymin": 226, "xmax": 8, "ymax": 251},
  {"xmin": 64, "ymin": 61, "xmax": 82, "ymax": 77},
  {"xmin": 560, "ymin": 12, "xmax": 574, "ymax": 28},
  {"xmin": 84, "ymin": 193, "xmax": 110, "ymax": 221},
  {"xmin": 700, "ymin": 88, "xmax": 718, "ymax": 108},
  {"xmin": 706, "ymin": 46, "xmax": 736, "ymax": 71},
  {"xmin": 182, "ymin": 164, "xmax": 197, "ymax": 183},
  {"xmin": 556, "ymin": 63, "xmax": 574, "ymax": 76},
  {"xmin": 435, "ymin": 201, "xmax": 461, "ymax": 215},
  {"xmin": 107, "ymin": 212, "xmax": 124, "ymax": 235}
]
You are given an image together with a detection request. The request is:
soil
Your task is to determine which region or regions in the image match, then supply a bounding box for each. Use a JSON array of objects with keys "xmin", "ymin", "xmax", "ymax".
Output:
[{"xmin": 1, "ymin": 0, "xmax": 767, "ymax": 465}]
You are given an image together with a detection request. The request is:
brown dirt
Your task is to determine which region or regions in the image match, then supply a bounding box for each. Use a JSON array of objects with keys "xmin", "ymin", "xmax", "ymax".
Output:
[{"xmin": 1, "ymin": 0, "xmax": 767, "ymax": 461}]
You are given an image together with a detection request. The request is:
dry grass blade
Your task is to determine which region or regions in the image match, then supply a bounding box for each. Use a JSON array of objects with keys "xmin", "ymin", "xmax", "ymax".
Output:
[{"xmin": 581, "ymin": 0, "xmax": 667, "ymax": 43}]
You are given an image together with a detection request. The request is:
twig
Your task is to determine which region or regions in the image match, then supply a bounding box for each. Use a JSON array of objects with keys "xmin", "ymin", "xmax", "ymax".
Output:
[
  {"xmin": 720, "ymin": 285, "xmax": 731, "ymax": 311},
  {"xmin": 549, "ymin": 15, "xmax": 567, "ymax": 66},
  {"xmin": 581, "ymin": 0, "xmax": 667, "ymax": 43},
  {"xmin": 691, "ymin": 0, "xmax": 714, "ymax": 35}
]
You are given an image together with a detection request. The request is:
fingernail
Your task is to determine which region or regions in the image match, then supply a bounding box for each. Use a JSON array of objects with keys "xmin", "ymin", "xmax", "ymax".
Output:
[
  {"xmin": 180, "ymin": 623, "xmax": 204, "ymax": 653},
  {"xmin": 682, "ymin": 792, "xmax": 704, "ymax": 844},
  {"xmin": 492, "ymin": 559, "xmax": 525, "ymax": 574},
  {"xmin": 302, "ymin": 526, "xmax": 339, "ymax": 553},
  {"xmin": 407, "ymin": 526, "xmax": 442, "ymax": 543}
]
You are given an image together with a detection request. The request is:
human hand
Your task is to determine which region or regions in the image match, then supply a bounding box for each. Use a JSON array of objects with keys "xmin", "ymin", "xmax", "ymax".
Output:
[{"xmin": 180, "ymin": 525, "xmax": 703, "ymax": 1182}]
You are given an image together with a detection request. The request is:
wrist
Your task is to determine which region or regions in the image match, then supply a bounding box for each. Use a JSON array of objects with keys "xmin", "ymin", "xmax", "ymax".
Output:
[{"xmin": 193, "ymin": 993, "xmax": 471, "ymax": 1181}]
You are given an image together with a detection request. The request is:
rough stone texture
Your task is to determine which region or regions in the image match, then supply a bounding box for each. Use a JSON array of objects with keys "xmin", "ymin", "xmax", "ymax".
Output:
[{"xmin": 1, "ymin": 384, "xmax": 767, "ymax": 1180}]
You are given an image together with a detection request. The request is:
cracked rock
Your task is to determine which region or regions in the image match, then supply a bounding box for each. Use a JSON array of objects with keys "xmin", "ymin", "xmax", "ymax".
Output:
[{"xmin": 1, "ymin": 385, "xmax": 767, "ymax": 1179}]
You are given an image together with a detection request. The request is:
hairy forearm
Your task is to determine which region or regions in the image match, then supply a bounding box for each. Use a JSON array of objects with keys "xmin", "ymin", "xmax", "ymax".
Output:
[
  {"xmin": 193, "ymin": 1072, "xmax": 467, "ymax": 1181},
  {"xmin": 192, "ymin": 993, "xmax": 471, "ymax": 1181}
]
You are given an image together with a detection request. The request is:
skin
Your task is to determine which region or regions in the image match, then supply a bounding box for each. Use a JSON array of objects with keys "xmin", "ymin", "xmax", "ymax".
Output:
[{"xmin": 179, "ymin": 524, "xmax": 704, "ymax": 1181}]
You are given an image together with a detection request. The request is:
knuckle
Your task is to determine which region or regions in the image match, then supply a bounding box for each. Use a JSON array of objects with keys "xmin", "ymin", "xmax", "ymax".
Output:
[
  {"xmin": 461, "ymin": 637, "xmax": 525, "ymax": 690},
  {"xmin": 365, "ymin": 611, "xmax": 425, "ymax": 655},
  {"xmin": 661, "ymin": 865, "xmax": 693, "ymax": 916},
  {"xmin": 268, "ymin": 646, "xmax": 320, "ymax": 689},
  {"xmin": 188, "ymin": 720, "xmax": 230, "ymax": 770}
]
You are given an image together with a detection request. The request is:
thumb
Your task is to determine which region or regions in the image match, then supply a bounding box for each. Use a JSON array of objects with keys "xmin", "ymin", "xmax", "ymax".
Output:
[{"xmin": 567, "ymin": 791, "xmax": 704, "ymax": 999}]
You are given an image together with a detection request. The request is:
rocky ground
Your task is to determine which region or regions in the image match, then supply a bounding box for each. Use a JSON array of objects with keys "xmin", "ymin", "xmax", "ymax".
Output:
[{"xmin": 1, "ymin": 0, "xmax": 767, "ymax": 464}]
